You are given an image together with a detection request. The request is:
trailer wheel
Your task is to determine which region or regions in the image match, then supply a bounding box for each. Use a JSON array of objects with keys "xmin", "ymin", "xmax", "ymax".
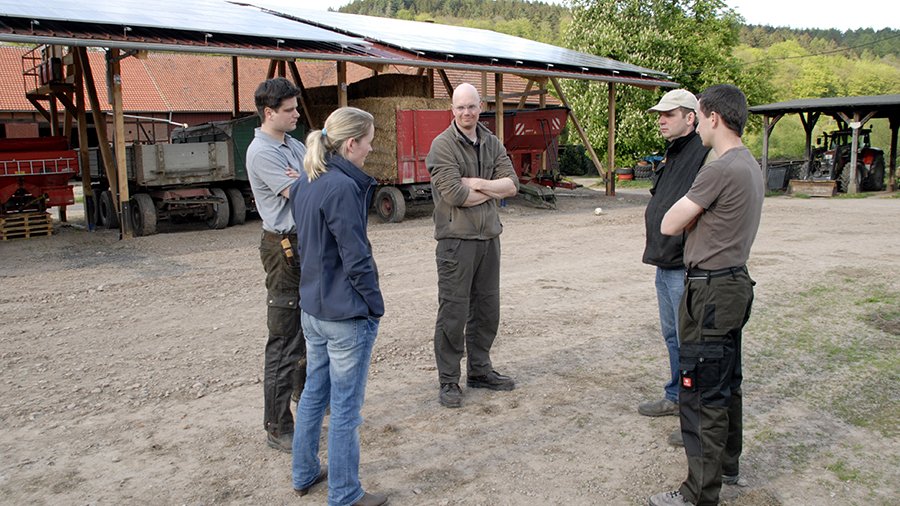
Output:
[
  {"xmin": 99, "ymin": 190, "xmax": 119, "ymax": 229},
  {"xmin": 207, "ymin": 187, "xmax": 230, "ymax": 229},
  {"xmin": 225, "ymin": 188, "xmax": 246, "ymax": 226},
  {"xmin": 131, "ymin": 193, "xmax": 157, "ymax": 236},
  {"xmin": 374, "ymin": 186, "xmax": 406, "ymax": 223}
]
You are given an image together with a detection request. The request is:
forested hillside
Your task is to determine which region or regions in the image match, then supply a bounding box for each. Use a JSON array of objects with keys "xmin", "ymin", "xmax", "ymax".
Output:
[{"xmin": 338, "ymin": 0, "xmax": 899, "ymax": 162}]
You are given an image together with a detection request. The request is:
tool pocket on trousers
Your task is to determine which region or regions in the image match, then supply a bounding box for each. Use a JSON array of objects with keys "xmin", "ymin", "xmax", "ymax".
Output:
[
  {"xmin": 681, "ymin": 341, "xmax": 723, "ymax": 389},
  {"xmin": 267, "ymin": 293, "xmax": 299, "ymax": 336}
]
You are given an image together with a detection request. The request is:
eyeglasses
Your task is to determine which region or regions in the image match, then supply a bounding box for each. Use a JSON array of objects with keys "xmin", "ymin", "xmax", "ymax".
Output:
[{"xmin": 453, "ymin": 104, "xmax": 480, "ymax": 113}]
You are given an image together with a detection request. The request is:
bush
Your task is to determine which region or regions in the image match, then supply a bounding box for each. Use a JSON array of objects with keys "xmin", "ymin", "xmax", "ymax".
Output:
[{"xmin": 558, "ymin": 144, "xmax": 595, "ymax": 176}]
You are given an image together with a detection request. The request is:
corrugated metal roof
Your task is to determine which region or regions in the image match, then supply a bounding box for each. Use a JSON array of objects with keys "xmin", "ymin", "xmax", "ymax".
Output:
[
  {"xmin": 749, "ymin": 94, "xmax": 900, "ymax": 118},
  {"xmin": 247, "ymin": 2, "xmax": 671, "ymax": 82}
]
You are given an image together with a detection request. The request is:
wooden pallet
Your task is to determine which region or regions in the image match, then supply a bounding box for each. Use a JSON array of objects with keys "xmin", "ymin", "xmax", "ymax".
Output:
[
  {"xmin": 788, "ymin": 179, "xmax": 836, "ymax": 197},
  {"xmin": 0, "ymin": 212, "xmax": 53, "ymax": 240}
]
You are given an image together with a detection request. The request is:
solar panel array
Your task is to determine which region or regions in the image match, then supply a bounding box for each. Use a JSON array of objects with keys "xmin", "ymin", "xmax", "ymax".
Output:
[
  {"xmin": 246, "ymin": 2, "xmax": 668, "ymax": 79},
  {"xmin": 0, "ymin": 0, "xmax": 365, "ymax": 45}
]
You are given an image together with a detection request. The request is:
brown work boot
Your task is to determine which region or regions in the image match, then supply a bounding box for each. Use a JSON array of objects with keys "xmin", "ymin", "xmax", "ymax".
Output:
[
  {"xmin": 294, "ymin": 468, "xmax": 327, "ymax": 496},
  {"xmin": 638, "ymin": 398, "xmax": 678, "ymax": 417},
  {"xmin": 352, "ymin": 491, "xmax": 389, "ymax": 506}
]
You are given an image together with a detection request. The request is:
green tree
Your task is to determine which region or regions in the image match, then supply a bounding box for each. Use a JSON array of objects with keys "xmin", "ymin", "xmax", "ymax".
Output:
[{"xmin": 563, "ymin": 0, "xmax": 775, "ymax": 166}]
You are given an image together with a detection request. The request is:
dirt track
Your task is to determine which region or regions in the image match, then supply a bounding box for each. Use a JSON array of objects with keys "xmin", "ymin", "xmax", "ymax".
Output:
[{"xmin": 1, "ymin": 184, "xmax": 898, "ymax": 505}]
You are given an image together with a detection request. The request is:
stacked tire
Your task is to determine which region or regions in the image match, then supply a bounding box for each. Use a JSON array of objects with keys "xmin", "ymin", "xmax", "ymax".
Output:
[{"xmin": 633, "ymin": 161, "xmax": 653, "ymax": 180}]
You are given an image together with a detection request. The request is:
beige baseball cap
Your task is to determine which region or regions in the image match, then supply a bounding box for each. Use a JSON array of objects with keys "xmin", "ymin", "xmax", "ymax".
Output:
[{"xmin": 648, "ymin": 89, "xmax": 698, "ymax": 112}]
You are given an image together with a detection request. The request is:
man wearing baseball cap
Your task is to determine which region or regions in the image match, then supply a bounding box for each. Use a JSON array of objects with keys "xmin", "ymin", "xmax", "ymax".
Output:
[{"xmin": 638, "ymin": 89, "xmax": 713, "ymax": 447}]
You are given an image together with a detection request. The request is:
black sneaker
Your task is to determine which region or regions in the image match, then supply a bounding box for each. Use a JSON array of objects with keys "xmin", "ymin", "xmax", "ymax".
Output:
[
  {"xmin": 439, "ymin": 383, "xmax": 462, "ymax": 408},
  {"xmin": 467, "ymin": 370, "xmax": 515, "ymax": 391},
  {"xmin": 267, "ymin": 432, "xmax": 292, "ymax": 453}
]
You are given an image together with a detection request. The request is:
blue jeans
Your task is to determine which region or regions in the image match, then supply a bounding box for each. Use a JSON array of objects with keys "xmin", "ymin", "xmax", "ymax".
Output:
[
  {"xmin": 656, "ymin": 267, "xmax": 684, "ymax": 403},
  {"xmin": 292, "ymin": 312, "xmax": 378, "ymax": 506}
]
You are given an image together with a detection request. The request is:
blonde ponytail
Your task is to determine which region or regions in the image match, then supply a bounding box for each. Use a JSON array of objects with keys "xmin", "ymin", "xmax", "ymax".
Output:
[{"xmin": 302, "ymin": 107, "xmax": 374, "ymax": 181}]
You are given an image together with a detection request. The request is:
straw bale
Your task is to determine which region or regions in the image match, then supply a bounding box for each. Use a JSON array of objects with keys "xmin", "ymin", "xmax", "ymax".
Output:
[{"xmin": 349, "ymin": 97, "xmax": 450, "ymax": 182}]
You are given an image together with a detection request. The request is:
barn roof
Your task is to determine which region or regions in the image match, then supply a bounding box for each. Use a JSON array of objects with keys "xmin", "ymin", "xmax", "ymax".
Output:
[
  {"xmin": 749, "ymin": 94, "xmax": 900, "ymax": 119},
  {"xmin": 0, "ymin": 0, "xmax": 675, "ymax": 89}
]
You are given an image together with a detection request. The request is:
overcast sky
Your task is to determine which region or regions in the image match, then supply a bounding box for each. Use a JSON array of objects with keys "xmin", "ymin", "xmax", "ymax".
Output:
[{"xmin": 304, "ymin": 0, "xmax": 896, "ymax": 31}]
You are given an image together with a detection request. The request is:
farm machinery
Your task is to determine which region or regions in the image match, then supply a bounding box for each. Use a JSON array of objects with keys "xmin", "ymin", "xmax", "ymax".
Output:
[
  {"xmin": 0, "ymin": 136, "xmax": 75, "ymax": 214},
  {"xmin": 373, "ymin": 105, "xmax": 572, "ymax": 222},
  {"xmin": 803, "ymin": 128, "xmax": 886, "ymax": 192}
]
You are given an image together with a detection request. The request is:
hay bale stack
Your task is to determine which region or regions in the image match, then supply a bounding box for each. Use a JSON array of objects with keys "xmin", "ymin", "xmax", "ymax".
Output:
[{"xmin": 349, "ymin": 97, "xmax": 450, "ymax": 181}]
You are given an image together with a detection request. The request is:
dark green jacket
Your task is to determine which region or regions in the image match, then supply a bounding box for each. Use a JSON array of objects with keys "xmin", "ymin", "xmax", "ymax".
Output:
[{"xmin": 426, "ymin": 121, "xmax": 518, "ymax": 240}]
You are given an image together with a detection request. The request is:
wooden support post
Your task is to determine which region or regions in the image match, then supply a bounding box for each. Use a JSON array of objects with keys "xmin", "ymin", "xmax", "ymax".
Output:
[
  {"xmin": 481, "ymin": 72, "xmax": 488, "ymax": 101},
  {"xmin": 231, "ymin": 56, "xmax": 240, "ymax": 118},
  {"xmin": 266, "ymin": 60, "xmax": 276, "ymax": 79},
  {"xmin": 549, "ymin": 78, "xmax": 605, "ymax": 184},
  {"xmin": 494, "ymin": 73, "xmax": 504, "ymax": 144},
  {"xmin": 26, "ymin": 98, "xmax": 51, "ymax": 123},
  {"xmin": 109, "ymin": 49, "xmax": 132, "ymax": 238},
  {"xmin": 848, "ymin": 111, "xmax": 861, "ymax": 194},
  {"xmin": 277, "ymin": 60, "xmax": 286, "ymax": 77},
  {"xmin": 426, "ymin": 69, "xmax": 434, "ymax": 98},
  {"xmin": 63, "ymin": 93, "xmax": 74, "ymax": 141},
  {"xmin": 540, "ymin": 81, "xmax": 548, "ymax": 174},
  {"xmin": 76, "ymin": 47, "xmax": 117, "ymax": 203},
  {"xmin": 606, "ymin": 83, "xmax": 616, "ymax": 196},
  {"xmin": 336, "ymin": 61, "xmax": 347, "ymax": 108},
  {"xmin": 798, "ymin": 111, "xmax": 820, "ymax": 169},
  {"xmin": 890, "ymin": 116, "xmax": 898, "ymax": 192},
  {"xmin": 517, "ymin": 80, "xmax": 534, "ymax": 110},
  {"xmin": 288, "ymin": 61, "xmax": 315, "ymax": 130},
  {"xmin": 48, "ymin": 95, "xmax": 59, "ymax": 136},
  {"xmin": 761, "ymin": 113, "xmax": 783, "ymax": 177},
  {"xmin": 73, "ymin": 48, "xmax": 95, "ymax": 230}
]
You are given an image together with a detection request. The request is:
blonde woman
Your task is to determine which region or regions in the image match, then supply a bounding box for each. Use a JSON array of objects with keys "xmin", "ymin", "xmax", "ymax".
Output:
[{"xmin": 289, "ymin": 107, "xmax": 387, "ymax": 506}]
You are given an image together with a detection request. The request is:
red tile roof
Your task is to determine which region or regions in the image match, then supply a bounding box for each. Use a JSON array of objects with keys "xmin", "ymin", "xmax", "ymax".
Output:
[{"xmin": 0, "ymin": 45, "xmax": 559, "ymax": 114}]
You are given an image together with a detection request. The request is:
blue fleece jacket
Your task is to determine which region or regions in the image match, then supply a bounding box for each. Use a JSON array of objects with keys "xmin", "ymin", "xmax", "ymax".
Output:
[{"xmin": 289, "ymin": 154, "xmax": 383, "ymax": 321}]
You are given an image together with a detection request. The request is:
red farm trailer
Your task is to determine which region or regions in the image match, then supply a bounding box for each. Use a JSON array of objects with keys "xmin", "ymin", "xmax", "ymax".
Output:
[
  {"xmin": 0, "ymin": 136, "xmax": 76, "ymax": 215},
  {"xmin": 373, "ymin": 106, "xmax": 570, "ymax": 222}
]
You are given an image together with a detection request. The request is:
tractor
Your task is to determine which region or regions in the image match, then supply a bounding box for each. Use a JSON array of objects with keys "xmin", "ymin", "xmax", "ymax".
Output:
[{"xmin": 804, "ymin": 128, "xmax": 886, "ymax": 192}]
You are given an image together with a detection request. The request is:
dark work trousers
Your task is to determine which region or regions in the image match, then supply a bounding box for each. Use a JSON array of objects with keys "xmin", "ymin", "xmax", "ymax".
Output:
[
  {"xmin": 433, "ymin": 237, "xmax": 501, "ymax": 384},
  {"xmin": 677, "ymin": 268, "xmax": 754, "ymax": 506},
  {"xmin": 259, "ymin": 231, "xmax": 306, "ymax": 437}
]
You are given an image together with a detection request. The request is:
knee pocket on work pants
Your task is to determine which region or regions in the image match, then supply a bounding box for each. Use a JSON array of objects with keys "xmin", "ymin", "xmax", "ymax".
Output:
[
  {"xmin": 680, "ymin": 341, "xmax": 730, "ymax": 408},
  {"xmin": 267, "ymin": 293, "xmax": 300, "ymax": 337}
]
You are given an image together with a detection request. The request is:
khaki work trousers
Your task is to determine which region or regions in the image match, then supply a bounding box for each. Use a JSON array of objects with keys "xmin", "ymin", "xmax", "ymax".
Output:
[{"xmin": 433, "ymin": 237, "xmax": 501, "ymax": 384}]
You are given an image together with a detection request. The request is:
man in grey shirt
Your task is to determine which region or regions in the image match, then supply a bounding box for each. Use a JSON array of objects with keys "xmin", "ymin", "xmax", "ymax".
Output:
[{"xmin": 246, "ymin": 77, "xmax": 307, "ymax": 453}]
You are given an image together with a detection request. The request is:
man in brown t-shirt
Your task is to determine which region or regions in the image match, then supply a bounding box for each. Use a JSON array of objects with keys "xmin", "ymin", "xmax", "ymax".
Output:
[{"xmin": 650, "ymin": 84, "xmax": 764, "ymax": 506}]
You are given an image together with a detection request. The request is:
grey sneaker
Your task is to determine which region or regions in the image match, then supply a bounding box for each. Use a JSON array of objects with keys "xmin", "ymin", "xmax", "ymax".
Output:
[
  {"xmin": 439, "ymin": 383, "xmax": 462, "ymax": 408},
  {"xmin": 667, "ymin": 428, "xmax": 684, "ymax": 447},
  {"xmin": 722, "ymin": 474, "xmax": 749, "ymax": 487},
  {"xmin": 649, "ymin": 490, "xmax": 695, "ymax": 506},
  {"xmin": 638, "ymin": 398, "xmax": 678, "ymax": 417}
]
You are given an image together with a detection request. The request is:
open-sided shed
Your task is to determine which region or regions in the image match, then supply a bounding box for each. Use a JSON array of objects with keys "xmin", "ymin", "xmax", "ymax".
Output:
[
  {"xmin": 0, "ymin": 0, "xmax": 676, "ymax": 237},
  {"xmin": 749, "ymin": 94, "xmax": 900, "ymax": 193}
]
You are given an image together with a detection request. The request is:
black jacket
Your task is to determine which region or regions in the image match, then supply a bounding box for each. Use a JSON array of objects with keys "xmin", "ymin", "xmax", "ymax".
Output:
[{"xmin": 642, "ymin": 131, "xmax": 710, "ymax": 269}]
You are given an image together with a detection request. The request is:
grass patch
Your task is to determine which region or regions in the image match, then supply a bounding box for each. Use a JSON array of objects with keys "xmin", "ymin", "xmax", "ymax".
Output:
[
  {"xmin": 615, "ymin": 179, "xmax": 652, "ymax": 189},
  {"xmin": 791, "ymin": 192, "xmax": 811, "ymax": 199},
  {"xmin": 765, "ymin": 189, "xmax": 787, "ymax": 197},
  {"xmin": 834, "ymin": 192, "xmax": 870, "ymax": 199},
  {"xmin": 754, "ymin": 271, "xmax": 900, "ymax": 437},
  {"xmin": 826, "ymin": 460, "xmax": 861, "ymax": 482}
]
